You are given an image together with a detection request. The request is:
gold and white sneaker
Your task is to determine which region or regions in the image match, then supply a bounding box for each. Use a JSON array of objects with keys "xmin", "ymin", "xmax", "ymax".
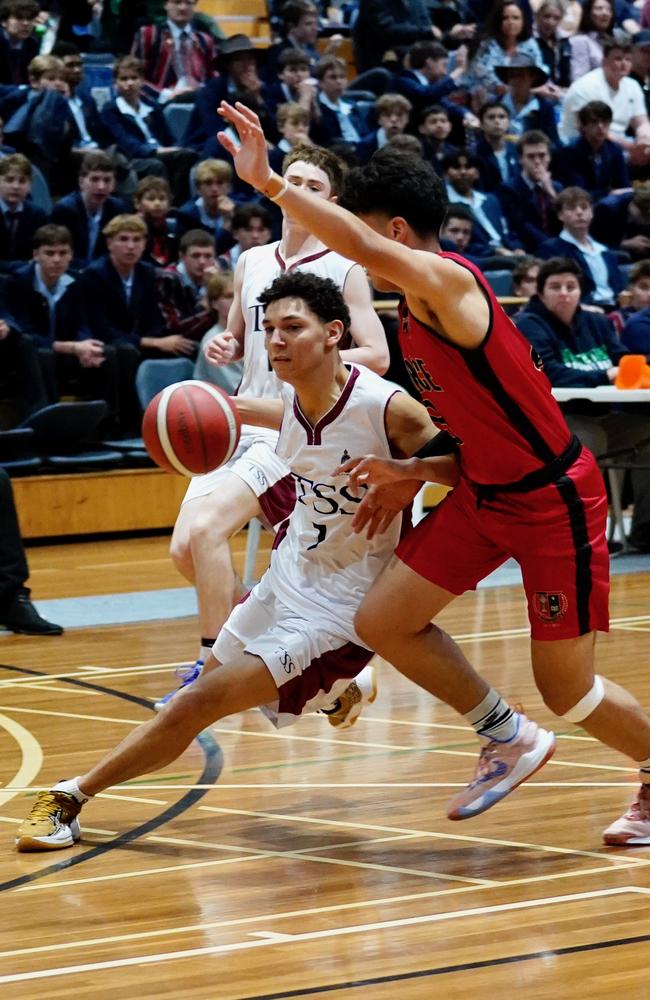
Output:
[
  {"xmin": 16, "ymin": 790, "xmax": 83, "ymax": 852},
  {"xmin": 322, "ymin": 665, "xmax": 377, "ymax": 729}
]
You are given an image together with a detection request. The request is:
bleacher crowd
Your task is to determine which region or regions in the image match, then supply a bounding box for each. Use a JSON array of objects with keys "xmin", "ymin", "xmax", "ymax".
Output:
[{"xmin": 3, "ymin": 0, "xmax": 650, "ymax": 539}]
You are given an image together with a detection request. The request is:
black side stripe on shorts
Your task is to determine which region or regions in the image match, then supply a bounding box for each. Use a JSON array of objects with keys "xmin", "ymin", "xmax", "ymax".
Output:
[
  {"xmin": 555, "ymin": 474, "xmax": 593, "ymax": 635},
  {"xmin": 460, "ymin": 348, "xmax": 557, "ymax": 466}
]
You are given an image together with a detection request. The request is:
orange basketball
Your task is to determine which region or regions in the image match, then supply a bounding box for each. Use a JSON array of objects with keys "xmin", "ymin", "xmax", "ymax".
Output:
[{"xmin": 142, "ymin": 380, "xmax": 241, "ymax": 476}]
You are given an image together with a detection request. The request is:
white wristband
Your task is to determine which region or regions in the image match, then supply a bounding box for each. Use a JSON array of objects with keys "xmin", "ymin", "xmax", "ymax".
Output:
[{"xmin": 267, "ymin": 177, "xmax": 289, "ymax": 203}]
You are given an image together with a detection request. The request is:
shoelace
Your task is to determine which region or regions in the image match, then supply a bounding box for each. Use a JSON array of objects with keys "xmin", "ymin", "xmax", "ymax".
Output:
[
  {"xmin": 174, "ymin": 660, "xmax": 203, "ymax": 682},
  {"xmin": 28, "ymin": 792, "xmax": 66, "ymax": 822}
]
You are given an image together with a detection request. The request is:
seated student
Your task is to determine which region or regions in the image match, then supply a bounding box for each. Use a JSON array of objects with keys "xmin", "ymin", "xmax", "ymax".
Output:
[
  {"xmin": 157, "ymin": 228, "xmax": 219, "ymax": 346},
  {"xmin": 553, "ymin": 101, "xmax": 630, "ymax": 203},
  {"xmin": 416, "ymin": 105, "xmax": 460, "ymax": 174},
  {"xmin": 52, "ymin": 41, "xmax": 109, "ymax": 153},
  {"xmin": 0, "ymin": 0, "xmax": 40, "ymax": 86},
  {"xmin": 440, "ymin": 202, "xmax": 523, "ymax": 270},
  {"xmin": 271, "ymin": 102, "xmax": 312, "ymax": 164},
  {"xmin": 192, "ymin": 270, "xmax": 242, "ymax": 393},
  {"xmin": 516, "ymin": 256, "xmax": 650, "ymax": 551},
  {"xmin": 217, "ymin": 202, "xmax": 273, "ymax": 271},
  {"xmin": 134, "ymin": 175, "xmax": 181, "ymax": 267},
  {"xmin": 499, "ymin": 130, "xmax": 563, "ymax": 253},
  {"xmin": 80, "ymin": 215, "xmax": 177, "ymax": 431},
  {"xmin": 356, "ymin": 93, "xmax": 413, "ymax": 162},
  {"xmin": 101, "ymin": 56, "xmax": 197, "ymax": 204},
  {"xmin": 471, "ymin": 101, "xmax": 520, "ymax": 191},
  {"xmin": 1, "ymin": 55, "xmax": 74, "ymax": 180},
  {"xmin": 494, "ymin": 54, "xmax": 560, "ymax": 147},
  {"xmin": 592, "ymin": 186, "xmax": 650, "ymax": 259},
  {"xmin": 609, "ymin": 259, "xmax": 650, "ymax": 335},
  {"xmin": 131, "ymin": 0, "xmax": 217, "ymax": 104},
  {"xmin": 621, "ymin": 297, "xmax": 650, "ymax": 356},
  {"xmin": 0, "ymin": 152, "xmax": 48, "ymax": 273},
  {"xmin": 52, "ymin": 151, "xmax": 127, "ymax": 268},
  {"xmin": 396, "ymin": 39, "xmax": 469, "ymax": 114},
  {"xmin": 166, "ymin": 227, "xmax": 218, "ymax": 307},
  {"xmin": 5, "ymin": 224, "xmax": 123, "ymax": 420},
  {"xmin": 267, "ymin": 48, "xmax": 319, "ymax": 123},
  {"xmin": 265, "ymin": 0, "xmax": 324, "ymax": 80},
  {"xmin": 443, "ymin": 149, "xmax": 525, "ymax": 259},
  {"xmin": 511, "ymin": 256, "xmax": 541, "ymax": 298},
  {"xmin": 0, "ymin": 115, "xmax": 16, "ymax": 155},
  {"xmin": 311, "ymin": 56, "xmax": 370, "ymax": 150},
  {"xmin": 538, "ymin": 186, "xmax": 624, "ymax": 310},
  {"xmin": 177, "ymin": 158, "xmax": 235, "ymax": 250}
]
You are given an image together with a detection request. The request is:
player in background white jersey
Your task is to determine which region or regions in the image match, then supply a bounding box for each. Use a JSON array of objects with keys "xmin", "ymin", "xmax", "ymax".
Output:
[
  {"xmin": 16, "ymin": 272, "xmax": 458, "ymax": 851},
  {"xmin": 157, "ymin": 146, "xmax": 390, "ymax": 711}
]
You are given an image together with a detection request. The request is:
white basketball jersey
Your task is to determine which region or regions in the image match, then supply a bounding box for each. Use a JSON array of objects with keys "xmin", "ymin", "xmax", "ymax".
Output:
[
  {"xmin": 237, "ymin": 241, "xmax": 356, "ymax": 400},
  {"xmin": 265, "ymin": 365, "xmax": 403, "ymax": 647}
]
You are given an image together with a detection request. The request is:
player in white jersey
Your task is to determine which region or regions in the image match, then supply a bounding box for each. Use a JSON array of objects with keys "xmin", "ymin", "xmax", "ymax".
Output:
[
  {"xmin": 16, "ymin": 273, "xmax": 458, "ymax": 851},
  {"xmin": 159, "ymin": 146, "xmax": 389, "ymax": 710}
]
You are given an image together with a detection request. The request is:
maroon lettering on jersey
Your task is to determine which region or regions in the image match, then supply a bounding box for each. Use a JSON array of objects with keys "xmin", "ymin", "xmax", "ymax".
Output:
[{"xmin": 397, "ymin": 253, "xmax": 571, "ymax": 486}]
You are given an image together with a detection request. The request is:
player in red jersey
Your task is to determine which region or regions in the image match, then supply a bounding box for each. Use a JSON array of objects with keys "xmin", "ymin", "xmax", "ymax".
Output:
[{"xmin": 217, "ymin": 100, "xmax": 650, "ymax": 844}]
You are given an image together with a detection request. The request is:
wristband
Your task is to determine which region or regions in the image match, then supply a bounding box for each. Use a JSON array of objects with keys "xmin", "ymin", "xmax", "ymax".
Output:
[
  {"xmin": 267, "ymin": 176, "xmax": 289, "ymax": 203},
  {"xmin": 414, "ymin": 432, "xmax": 459, "ymax": 458}
]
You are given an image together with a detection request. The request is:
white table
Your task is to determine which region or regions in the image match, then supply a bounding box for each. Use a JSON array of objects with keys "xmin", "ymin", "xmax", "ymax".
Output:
[
  {"xmin": 552, "ymin": 385, "xmax": 650, "ymax": 549},
  {"xmin": 552, "ymin": 387, "xmax": 650, "ymax": 403}
]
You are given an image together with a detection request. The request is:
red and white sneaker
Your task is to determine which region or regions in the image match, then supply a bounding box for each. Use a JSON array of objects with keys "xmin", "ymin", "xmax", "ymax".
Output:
[
  {"xmin": 446, "ymin": 715, "xmax": 556, "ymax": 821},
  {"xmin": 603, "ymin": 784, "xmax": 650, "ymax": 846}
]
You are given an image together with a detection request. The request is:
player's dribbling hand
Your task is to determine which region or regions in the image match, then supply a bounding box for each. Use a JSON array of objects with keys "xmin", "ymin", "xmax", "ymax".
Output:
[
  {"xmin": 217, "ymin": 102, "xmax": 273, "ymax": 189},
  {"xmin": 204, "ymin": 331, "xmax": 237, "ymax": 366}
]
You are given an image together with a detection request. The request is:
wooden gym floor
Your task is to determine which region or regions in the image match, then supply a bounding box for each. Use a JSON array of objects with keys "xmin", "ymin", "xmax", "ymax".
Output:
[{"xmin": 1, "ymin": 534, "xmax": 650, "ymax": 998}]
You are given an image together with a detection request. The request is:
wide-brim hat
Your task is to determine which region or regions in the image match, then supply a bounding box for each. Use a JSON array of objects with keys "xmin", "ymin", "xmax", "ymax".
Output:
[
  {"xmin": 495, "ymin": 53, "xmax": 549, "ymax": 87},
  {"xmin": 215, "ymin": 34, "xmax": 265, "ymax": 72}
]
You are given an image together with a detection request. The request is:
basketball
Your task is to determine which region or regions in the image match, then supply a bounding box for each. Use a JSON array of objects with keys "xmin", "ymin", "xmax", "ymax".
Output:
[{"xmin": 142, "ymin": 380, "xmax": 241, "ymax": 476}]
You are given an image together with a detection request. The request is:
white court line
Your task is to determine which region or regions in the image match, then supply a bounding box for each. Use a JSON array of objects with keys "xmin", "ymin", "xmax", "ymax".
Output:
[
  {"xmin": 0, "ymin": 663, "xmax": 184, "ymax": 687},
  {"xmin": 0, "ymin": 705, "xmax": 143, "ymax": 726},
  {"xmin": 21, "ymin": 684, "xmax": 106, "ymax": 698},
  {"xmin": 1, "ymin": 887, "xmax": 647, "ymax": 984}
]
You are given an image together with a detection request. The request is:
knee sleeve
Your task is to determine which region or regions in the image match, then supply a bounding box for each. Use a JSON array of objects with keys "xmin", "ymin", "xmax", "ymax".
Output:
[{"xmin": 562, "ymin": 675, "xmax": 605, "ymax": 723}]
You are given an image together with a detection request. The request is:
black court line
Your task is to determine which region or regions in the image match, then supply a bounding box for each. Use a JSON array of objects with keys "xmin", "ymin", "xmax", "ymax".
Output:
[
  {"xmin": 239, "ymin": 930, "xmax": 650, "ymax": 999},
  {"xmin": 0, "ymin": 662, "xmax": 223, "ymax": 893}
]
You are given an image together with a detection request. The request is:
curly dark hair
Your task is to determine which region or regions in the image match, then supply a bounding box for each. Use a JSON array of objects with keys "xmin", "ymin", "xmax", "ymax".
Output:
[
  {"xmin": 339, "ymin": 148, "xmax": 448, "ymax": 238},
  {"xmin": 258, "ymin": 272, "xmax": 351, "ymax": 335}
]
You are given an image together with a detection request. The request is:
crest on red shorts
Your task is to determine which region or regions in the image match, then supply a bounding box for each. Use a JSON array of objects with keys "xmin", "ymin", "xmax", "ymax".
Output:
[{"xmin": 533, "ymin": 591, "xmax": 568, "ymax": 622}]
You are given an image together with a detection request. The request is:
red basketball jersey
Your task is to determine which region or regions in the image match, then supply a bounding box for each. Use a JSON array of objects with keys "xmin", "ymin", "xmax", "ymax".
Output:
[{"xmin": 398, "ymin": 252, "xmax": 571, "ymax": 485}]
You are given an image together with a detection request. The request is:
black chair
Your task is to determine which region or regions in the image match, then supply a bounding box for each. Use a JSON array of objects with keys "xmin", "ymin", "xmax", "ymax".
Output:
[
  {"xmin": 18, "ymin": 401, "xmax": 124, "ymax": 471},
  {"xmin": 0, "ymin": 428, "xmax": 42, "ymax": 475}
]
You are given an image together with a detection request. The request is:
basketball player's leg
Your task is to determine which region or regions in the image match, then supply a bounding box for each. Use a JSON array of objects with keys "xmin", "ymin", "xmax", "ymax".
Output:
[
  {"xmin": 355, "ymin": 499, "xmax": 556, "ymax": 819},
  {"xmin": 15, "ymin": 651, "xmax": 279, "ymax": 851}
]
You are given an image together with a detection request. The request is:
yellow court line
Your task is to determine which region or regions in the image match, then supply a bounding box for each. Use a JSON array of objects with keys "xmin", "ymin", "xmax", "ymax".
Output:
[
  {"xmin": 0, "ymin": 712, "xmax": 43, "ymax": 811},
  {"xmin": 198, "ymin": 804, "xmax": 650, "ymax": 866},
  {"xmin": 2, "ymin": 887, "xmax": 648, "ymax": 984}
]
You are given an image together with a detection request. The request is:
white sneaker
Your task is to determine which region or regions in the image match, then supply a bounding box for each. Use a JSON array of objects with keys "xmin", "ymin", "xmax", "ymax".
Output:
[
  {"xmin": 603, "ymin": 783, "xmax": 650, "ymax": 845},
  {"xmin": 322, "ymin": 665, "xmax": 377, "ymax": 729}
]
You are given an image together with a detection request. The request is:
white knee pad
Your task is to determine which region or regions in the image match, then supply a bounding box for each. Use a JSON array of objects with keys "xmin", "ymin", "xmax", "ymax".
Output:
[{"xmin": 562, "ymin": 675, "xmax": 605, "ymax": 723}]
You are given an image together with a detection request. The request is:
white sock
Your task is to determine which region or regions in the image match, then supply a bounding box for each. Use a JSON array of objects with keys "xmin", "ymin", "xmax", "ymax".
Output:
[
  {"xmin": 52, "ymin": 776, "xmax": 90, "ymax": 803},
  {"xmin": 465, "ymin": 689, "xmax": 519, "ymax": 743},
  {"xmin": 199, "ymin": 639, "xmax": 215, "ymax": 664}
]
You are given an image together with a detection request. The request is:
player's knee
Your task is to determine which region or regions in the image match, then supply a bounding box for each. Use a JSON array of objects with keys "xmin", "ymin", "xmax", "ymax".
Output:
[
  {"xmin": 169, "ymin": 531, "xmax": 192, "ymax": 576},
  {"xmin": 189, "ymin": 505, "xmax": 231, "ymax": 550},
  {"xmin": 354, "ymin": 604, "xmax": 389, "ymax": 650},
  {"xmin": 539, "ymin": 674, "xmax": 605, "ymax": 721}
]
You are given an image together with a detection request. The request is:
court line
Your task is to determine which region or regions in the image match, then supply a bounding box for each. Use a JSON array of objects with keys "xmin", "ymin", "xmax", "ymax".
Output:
[
  {"xmin": 6, "ymin": 781, "xmax": 635, "ymax": 791},
  {"xmin": 20, "ymin": 684, "xmax": 107, "ymax": 697},
  {"xmin": 1, "ymin": 887, "xmax": 646, "ymax": 984},
  {"xmin": 0, "ymin": 713, "xmax": 43, "ymax": 810},
  {"xmin": 0, "ymin": 704, "xmax": 144, "ymax": 725}
]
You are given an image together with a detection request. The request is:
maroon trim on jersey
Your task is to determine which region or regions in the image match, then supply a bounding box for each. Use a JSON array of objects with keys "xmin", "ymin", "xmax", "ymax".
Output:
[
  {"xmin": 258, "ymin": 473, "xmax": 296, "ymax": 533},
  {"xmin": 383, "ymin": 389, "xmax": 402, "ymax": 452},
  {"xmin": 275, "ymin": 246, "xmax": 332, "ymax": 273},
  {"xmin": 293, "ymin": 365, "xmax": 360, "ymax": 445},
  {"xmin": 271, "ymin": 516, "xmax": 291, "ymax": 552},
  {"xmin": 278, "ymin": 641, "xmax": 374, "ymax": 718}
]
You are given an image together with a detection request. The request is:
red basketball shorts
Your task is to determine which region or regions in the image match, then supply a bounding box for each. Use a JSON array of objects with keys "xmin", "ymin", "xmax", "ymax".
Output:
[{"xmin": 396, "ymin": 447, "xmax": 610, "ymax": 640}]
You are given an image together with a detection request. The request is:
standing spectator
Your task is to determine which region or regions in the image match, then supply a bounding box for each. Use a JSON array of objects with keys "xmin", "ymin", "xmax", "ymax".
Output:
[
  {"xmin": 471, "ymin": 100, "xmax": 520, "ymax": 190},
  {"xmin": 0, "ymin": 469, "xmax": 63, "ymax": 636},
  {"xmin": 516, "ymin": 256, "xmax": 650, "ymax": 551},
  {"xmin": 494, "ymin": 54, "xmax": 560, "ymax": 146},
  {"xmin": 101, "ymin": 56, "xmax": 196, "ymax": 203},
  {"xmin": 0, "ymin": 153, "xmax": 48, "ymax": 272},
  {"xmin": 534, "ymin": 0, "xmax": 572, "ymax": 91},
  {"xmin": 569, "ymin": 0, "xmax": 616, "ymax": 82},
  {"xmin": 312, "ymin": 56, "xmax": 370, "ymax": 149},
  {"xmin": 52, "ymin": 151, "xmax": 127, "ymax": 268},
  {"xmin": 465, "ymin": 0, "xmax": 546, "ymax": 100},
  {"xmin": 538, "ymin": 186, "xmax": 625, "ymax": 308},
  {"xmin": 177, "ymin": 159, "xmax": 234, "ymax": 250},
  {"xmin": 560, "ymin": 36, "xmax": 650, "ymax": 161},
  {"xmin": 0, "ymin": 0, "xmax": 40, "ymax": 86},
  {"xmin": 5, "ymin": 224, "xmax": 123, "ymax": 418},
  {"xmin": 500, "ymin": 130, "xmax": 562, "ymax": 252},
  {"xmin": 352, "ymin": 0, "xmax": 435, "ymax": 75},
  {"xmin": 131, "ymin": 0, "xmax": 216, "ymax": 104},
  {"xmin": 553, "ymin": 100, "xmax": 630, "ymax": 202}
]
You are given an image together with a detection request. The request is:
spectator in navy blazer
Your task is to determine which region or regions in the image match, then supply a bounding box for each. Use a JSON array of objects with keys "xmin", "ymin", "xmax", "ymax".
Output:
[
  {"xmin": 265, "ymin": 1, "xmax": 323, "ymax": 81},
  {"xmin": 0, "ymin": 1, "xmax": 40, "ymax": 86},
  {"xmin": 552, "ymin": 101, "xmax": 630, "ymax": 204},
  {"xmin": 396, "ymin": 40, "xmax": 469, "ymax": 115},
  {"xmin": 471, "ymin": 101, "xmax": 520, "ymax": 191},
  {"xmin": 0, "ymin": 153, "xmax": 48, "ymax": 273},
  {"xmin": 538, "ymin": 187, "xmax": 624, "ymax": 308},
  {"xmin": 311, "ymin": 56, "xmax": 371, "ymax": 150},
  {"xmin": 266, "ymin": 48, "xmax": 319, "ymax": 125},
  {"xmin": 592, "ymin": 188, "xmax": 650, "ymax": 259},
  {"xmin": 352, "ymin": 0, "xmax": 436, "ymax": 74},
  {"xmin": 177, "ymin": 158, "xmax": 235, "ymax": 253},
  {"xmin": 101, "ymin": 56, "xmax": 196, "ymax": 203},
  {"xmin": 443, "ymin": 149, "xmax": 525, "ymax": 258},
  {"xmin": 5, "ymin": 224, "xmax": 124, "ymax": 417},
  {"xmin": 499, "ymin": 130, "xmax": 562, "ymax": 253},
  {"xmin": 356, "ymin": 93, "xmax": 412, "ymax": 162},
  {"xmin": 52, "ymin": 43, "xmax": 111, "ymax": 152},
  {"xmin": 416, "ymin": 105, "xmax": 460, "ymax": 174},
  {"xmin": 622, "ymin": 305, "xmax": 650, "ymax": 356},
  {"xmin": 52, "ymin": 151, "xmax": 127, "ymax": 268}
]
